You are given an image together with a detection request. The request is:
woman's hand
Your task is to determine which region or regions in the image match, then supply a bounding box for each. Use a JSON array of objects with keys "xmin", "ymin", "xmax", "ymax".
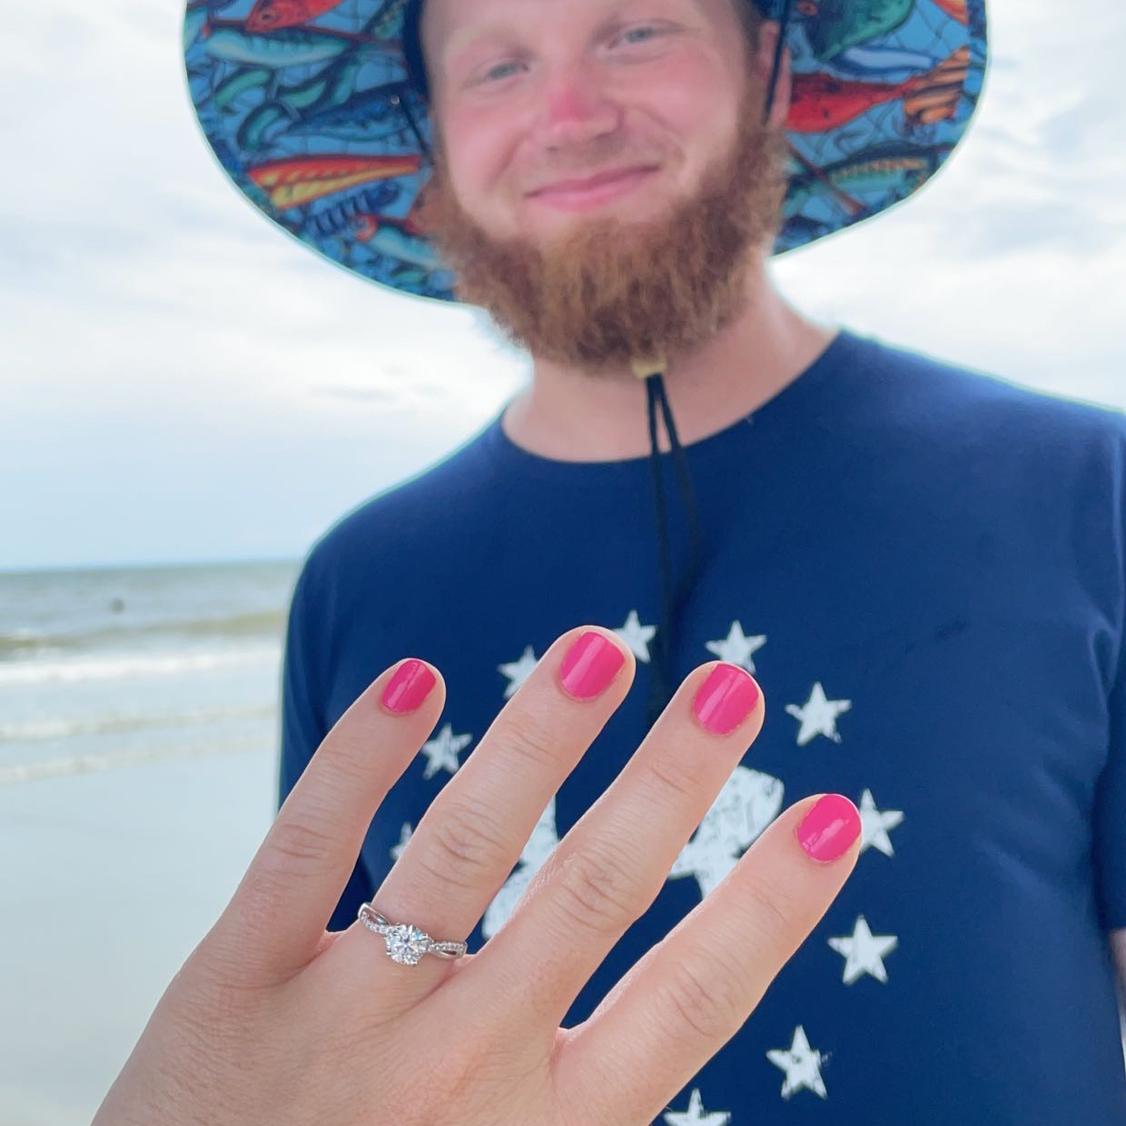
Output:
[{"xmin": 94, "ymin": 625, "xmax": 861, "ymax": 1125}]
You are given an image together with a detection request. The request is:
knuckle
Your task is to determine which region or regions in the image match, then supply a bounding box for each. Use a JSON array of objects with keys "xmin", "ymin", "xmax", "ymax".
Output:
[
  {"xmin": 736, "ymin": 869, "xmax": 801, "ymax": 951},
  {"xmin": 414, "ymin": 797, "xmax": 512, "ymax": 890},
  {"xmin": 642, "ymin": 747, "xmax": 708, "ymax": 805},
  {"xmin": 501, "ymin": 707, "xmax": 563, "ymax": 773},
  {"xmin": 656, "ymin": 949, "xmax": 745, "ymax": 1045},
  {"xmin": 264, "ymin": 813, "xmax": 336, "ymax": 878},
  {"xmin": 318, "ymin": 737, "xmax": 373, "ymax": 798},
  {"xmin": 549, "ymin": 845, "xmax": 649, "ymax": 937}
]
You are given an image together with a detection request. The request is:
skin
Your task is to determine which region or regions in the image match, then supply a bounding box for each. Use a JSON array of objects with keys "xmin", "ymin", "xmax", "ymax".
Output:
[
  {"xmin": 94, "ymin": 628, "xmax": 860, "ymax": 1124},
  {"xmin": 417, "ymin": 0, "xmax": 839, "ymax": 462}
]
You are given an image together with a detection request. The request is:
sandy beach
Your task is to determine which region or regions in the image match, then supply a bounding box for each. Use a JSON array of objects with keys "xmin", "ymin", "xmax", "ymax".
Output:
[{"xmin": 0, "ymin": 746, "xmax": 276, "ymax": 1125}]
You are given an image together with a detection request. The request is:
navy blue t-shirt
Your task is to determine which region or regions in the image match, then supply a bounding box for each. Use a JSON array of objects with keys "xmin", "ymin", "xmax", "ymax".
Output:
[{"xmin": 279, "ymin": 326, "xmax": 1126, "ymax": 1123}]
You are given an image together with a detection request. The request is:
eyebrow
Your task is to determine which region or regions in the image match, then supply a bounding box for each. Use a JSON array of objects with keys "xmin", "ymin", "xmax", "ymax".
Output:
[
  {"xmin": 442, "ymin": 20, "xmax": 515, "ymax": 67},
  {"xmin": 440, "ymin": 1, "xmax": 696, "ymax": 67}
]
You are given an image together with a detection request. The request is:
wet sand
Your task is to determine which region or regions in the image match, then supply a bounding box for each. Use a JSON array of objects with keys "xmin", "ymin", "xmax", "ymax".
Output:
[{"xmin": 0, "ymin": 747, "xmax": 275, "ymax": 1125}]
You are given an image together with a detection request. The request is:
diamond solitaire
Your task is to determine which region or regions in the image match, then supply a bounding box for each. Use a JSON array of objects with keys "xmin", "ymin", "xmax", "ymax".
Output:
[{"xmin": 357, "ymin": 903, "xmax": 469, "ymax": 965}]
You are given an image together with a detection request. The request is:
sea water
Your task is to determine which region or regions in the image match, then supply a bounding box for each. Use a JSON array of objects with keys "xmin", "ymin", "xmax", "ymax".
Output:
[{"xmin": 0, "ymin": 558, "xmax": 303, "ymax": 784}]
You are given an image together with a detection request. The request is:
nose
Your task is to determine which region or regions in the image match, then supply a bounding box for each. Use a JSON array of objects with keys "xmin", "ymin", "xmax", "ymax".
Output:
[{"xmin": 535, "ymin": 65, "xmax": 624, "ymax": 152}]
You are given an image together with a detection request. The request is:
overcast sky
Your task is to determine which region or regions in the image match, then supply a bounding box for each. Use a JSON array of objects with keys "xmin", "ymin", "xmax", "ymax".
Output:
[{"xmin": 3, "ymin": 0, "xmax": 1124, "ymax": 572}]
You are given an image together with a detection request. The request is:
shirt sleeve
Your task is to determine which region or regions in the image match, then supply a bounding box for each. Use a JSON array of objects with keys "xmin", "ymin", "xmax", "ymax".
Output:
[
  {"xmin": 1095, "ymin": 640, "xmax": 1126, "ymax": 931},
  {"xmin": 277, "ymin": 547, "xmax": 375, "ymax": 932},
  {"xmin": 1093, "ymin": 420, "xmax": 1126, "ymax": 932}
]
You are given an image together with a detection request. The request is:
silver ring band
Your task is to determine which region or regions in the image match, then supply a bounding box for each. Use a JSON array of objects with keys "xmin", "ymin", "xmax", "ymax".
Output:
[{"xmin": 357, "ymin": 902, "xmax": 469, "ymax": 966}]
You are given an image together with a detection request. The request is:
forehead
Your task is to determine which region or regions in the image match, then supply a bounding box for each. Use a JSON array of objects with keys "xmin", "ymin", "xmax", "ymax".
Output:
[{"xmin": 422, "ymin": 0, "xmax": 717, "ymax": 59}]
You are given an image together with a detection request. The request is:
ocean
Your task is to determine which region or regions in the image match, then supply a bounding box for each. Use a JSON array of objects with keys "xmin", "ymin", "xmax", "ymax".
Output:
[{"xmin": 0, "ymin": 558, "xmax": 303, "ymax": 785}]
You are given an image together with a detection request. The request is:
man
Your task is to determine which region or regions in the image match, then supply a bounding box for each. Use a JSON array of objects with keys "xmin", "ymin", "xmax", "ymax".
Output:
[{"xmin": 185, "ymin": 0, "xmax": 1126, "ymax": 1120}]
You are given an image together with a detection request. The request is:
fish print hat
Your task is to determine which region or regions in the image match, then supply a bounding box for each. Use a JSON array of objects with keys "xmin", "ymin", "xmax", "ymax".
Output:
[{"xmin": 183, "ymin": 0, "xmax": 990, "ymax": 727}]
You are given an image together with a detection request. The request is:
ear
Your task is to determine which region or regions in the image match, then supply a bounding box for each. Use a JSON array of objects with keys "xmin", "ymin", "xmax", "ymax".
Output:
[{"xmin": 753, "ymin": 20, "xmax": 792, "ymax": 131}]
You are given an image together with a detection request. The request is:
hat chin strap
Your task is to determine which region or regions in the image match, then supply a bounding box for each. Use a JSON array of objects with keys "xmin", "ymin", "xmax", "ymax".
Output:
[
  {"xmin": 629, "ymin": 0, "xmax": 792, "ymax": 725},
  {"xmin": 632, "ymin": 353, "xmax": 705, "ymax": 731}
]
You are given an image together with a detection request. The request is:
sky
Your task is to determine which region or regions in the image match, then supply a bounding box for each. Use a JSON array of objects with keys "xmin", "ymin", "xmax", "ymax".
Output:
[{"xmin": 2, "ymin": 0, "xmax": 1124, "ymax": 573}]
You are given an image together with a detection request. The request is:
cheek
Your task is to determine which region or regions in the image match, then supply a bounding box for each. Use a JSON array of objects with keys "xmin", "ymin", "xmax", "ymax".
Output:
[
  {"xmin": 442, "ymin": 107, "xmax": 515, "ymax": 207},
  {"xmin": 646, "ymin": 54, "xmax": 740, "ymax": 144}
]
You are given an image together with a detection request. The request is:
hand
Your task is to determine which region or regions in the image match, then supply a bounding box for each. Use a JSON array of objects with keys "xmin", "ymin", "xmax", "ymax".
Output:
[{"xmin": 94, "ymin": 625, "xmax": 861, "ymax": 1125}]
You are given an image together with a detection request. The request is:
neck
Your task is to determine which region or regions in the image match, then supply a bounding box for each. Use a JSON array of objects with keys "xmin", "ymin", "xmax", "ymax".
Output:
[{"xmin": 501, "ymin": 259, "xmax": 839, "ymax": 462}]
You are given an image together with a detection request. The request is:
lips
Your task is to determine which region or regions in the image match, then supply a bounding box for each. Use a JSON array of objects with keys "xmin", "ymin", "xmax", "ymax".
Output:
[{"xmin": 528, "ymin": 165, "xmax": 660, "ymax": 197}]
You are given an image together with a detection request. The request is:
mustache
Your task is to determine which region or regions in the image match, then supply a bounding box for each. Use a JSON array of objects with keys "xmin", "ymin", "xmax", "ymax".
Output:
[{"xmin": 519, "ymin": 132, "xmax": 667, "ymax": 186}]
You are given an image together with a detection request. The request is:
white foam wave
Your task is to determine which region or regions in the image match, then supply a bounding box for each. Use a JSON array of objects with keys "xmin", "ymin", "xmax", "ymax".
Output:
[
  {"xmin": 0, "ymin": 704, "xmax": 276, "ymax": 742},
  {"xmin": 0, "ymin": 737, "xmax": 270, "ymax": 786},
  {"xmin": 0, "ymin": 645, "xmax": 281, "ymax": 686}
]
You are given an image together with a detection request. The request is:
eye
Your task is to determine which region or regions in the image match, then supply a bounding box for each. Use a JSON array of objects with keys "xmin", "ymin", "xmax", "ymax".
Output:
[
  {"xmin": 612, "ymin": 23, "xmax": 668, "ymax": 47},
  {"xmin": 472, "ymin": 22, "xmax": 671, "ymax": 85},
  {"xmin": 479, "ymin": 59, "xmax": 524, "ymax": 83}
]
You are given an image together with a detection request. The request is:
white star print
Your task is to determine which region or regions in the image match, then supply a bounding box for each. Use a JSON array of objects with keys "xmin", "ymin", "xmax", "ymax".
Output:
[
  {"xmin": 828, "ymin": 914, "xmax": 899, "ymax": 984},
  {"xmin": 498, "ymin": 644, "xmax": 540, "ymax": 698},
  {"xmin": 858, "ymin": 787, "xmax": 904, "ymax": 856},
  {"xmin": 390, "ymin": 821, "xmax": 413, "ymax": 862},
  {"xmin": 663, "ymin": 1087, "xmax": 731, "ymax": 1124},
  {"xmin": 784, "ymin": 681, "xmax": 852, "ymax": 745},
  {"xmin": 766, "ymin": 1025, "xmax": 828, "ymax": 1100},
  {"xmin": 420, "ymin": 722, "xmax": 473, "ymax": 779},
  {"xmin": 668, "ymin": 766, "xmax": 784, "ymax": 896},
  {"xmin": 615, "ymin": 609, "xmax": 657, "ymax": 662},
  {"xmin": 705, "ymin": 620, "xmax": 767, "ymax": 672}
]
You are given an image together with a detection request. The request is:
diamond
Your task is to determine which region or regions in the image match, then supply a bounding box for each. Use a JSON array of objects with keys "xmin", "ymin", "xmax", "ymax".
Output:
[{"xmin": 383, "ymin": 923, "xmax": 430, "ymax": 965}]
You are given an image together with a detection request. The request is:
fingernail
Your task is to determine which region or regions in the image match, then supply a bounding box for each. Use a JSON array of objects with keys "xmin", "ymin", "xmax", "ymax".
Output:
[
  {"xmin": 381, "ymin": 659, "xmax": 436, "ymax": 715},
  {"xmin": 692, "ymin": 663, "xmax": 760, "ymax": 735},
  {"xmin": 559, "ymin": 631, "xmax": 625, "ymax": 700},
  {"xmin": 796, "ymin": 794, "xmax": 861, "ymax": 863}
]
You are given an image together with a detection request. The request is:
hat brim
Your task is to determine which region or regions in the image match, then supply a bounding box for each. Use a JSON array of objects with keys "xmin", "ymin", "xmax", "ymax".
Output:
[{"xmin": 182, "ymin": 0, "xmax": 989, "ymax": 305}]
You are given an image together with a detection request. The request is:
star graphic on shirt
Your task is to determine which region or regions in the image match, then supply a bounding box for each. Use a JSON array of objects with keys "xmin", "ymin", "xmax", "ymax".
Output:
[
  {"xmin": 669, "ymin": 766, "xmax": 784, "ymax": 896},
  {"xmin": 615, "ymin": 609, "xmax": 657, "ymax": 662},
  {"xmin": 828, "ymin": 914, "xmax": 899, "ymax": 984},
  {"xmin": 662, "ymin": 1087, "xmax": 731, "ymax": 1124},
  {"xmin": 390, "ymin": 821, "xmax": 413, "ymax": 862},
  {"xmin": 420, "ymin": 722, "xmax": 473, "ymax": 779},
  {"xmin": 498, "ymin": 644, "xmax": 540, "ymax": 698},
  {"xmin": 858, "ymin": 787, "xmax": 904, "ymax": 856},
  {"xmin": 766, "ymin": 1025, "xmax": 828, "ymax": 1100},
  {"xmin": 784, "ymin": 681, "xmax": 851, "ymax": 745},
  {"xmin": 705, "ymin": 620, "xmax": 767, "ymax": 672}
]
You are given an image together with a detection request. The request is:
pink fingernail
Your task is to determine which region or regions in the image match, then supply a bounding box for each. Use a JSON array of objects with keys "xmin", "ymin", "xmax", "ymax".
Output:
[
  {"xmin": 381, "ymin": 659, "xmax": 436, "ymax": 715},
  {"xmin": 559, "ymin": 631, "xmax": 625, "ymax": 700},
  {"xmin": 692, "ymin": 663, "xmax": 760, "ymax": 734},
  {"xmin": 796, "ymin": 795, "xmax": 861, "ymax": 863}
]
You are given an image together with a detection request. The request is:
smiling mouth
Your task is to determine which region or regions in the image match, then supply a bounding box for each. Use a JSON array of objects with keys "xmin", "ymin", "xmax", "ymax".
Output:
[{"xmin": 527, "ymin": 166, "xmax": 662, "ymax": 212}]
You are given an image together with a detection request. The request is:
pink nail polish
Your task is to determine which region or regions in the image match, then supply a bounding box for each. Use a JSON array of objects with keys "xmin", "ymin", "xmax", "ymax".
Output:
[
  {"xmin": 796, "ymin": 794, "xmax": 861, "ymax": 863},
  {"xmin": 692, "ymin": 663, "xmax": 759, "ymax": 735},
  {"xmin": 381, "ymin": 659, "xmax": 436, "ymax": 715},
  {"xmin": 560, "ymin": 631, "xmax": 625, "ymax": 700}
]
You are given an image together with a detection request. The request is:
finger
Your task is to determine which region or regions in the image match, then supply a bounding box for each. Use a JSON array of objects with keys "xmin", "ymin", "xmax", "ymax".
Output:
[
  {"xmin": 554, "ymin": 793, "xmax": 861, "ymax": 1124},
  {"xmin": 433, "ymin": 659, "xmax": 766, "ymax": 1036},
  {"xmin": 206, "ymin": 658, "xmax": 446, "ymax": 984},
  {"xmin": 333, "ymin": 625, "xmax": 635, "ymax": 1014}
]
